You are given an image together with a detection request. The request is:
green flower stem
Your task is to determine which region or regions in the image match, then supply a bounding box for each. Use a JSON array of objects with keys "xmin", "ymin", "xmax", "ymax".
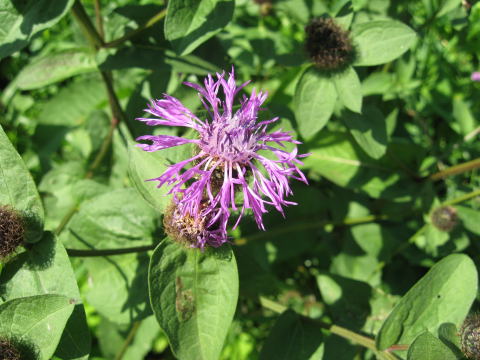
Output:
[
  {"xmin": 429, "ymin": 157, "xmax": 480, "ymax": 181},
  {"xmin": 94, "ymin": 0, "xmax": 105, "ymax": 39},
  {"xmin": 259, "ymin": 297, "xmax": 397, "ymax": 360},
  {"xmin": 71, "ymin": 0, "xmax": 104, "ymax": 48},
  {"xmin": 114, "ymin": 321, "xmax": 141, "ymax": 360},
  {"xmin": 103, "ymin": 9, "xmax": 167, "ymax": 48},
  {"xmin": 443, "ymin": 188, "xmax": 480, "ymax": 206},
  {"xmin": 66, "ymin": 245, "xmax": 156, "ymax": 257},
  {"xmin": 54, "ymin": 206, "xmax": 79, "ymax": 236}
]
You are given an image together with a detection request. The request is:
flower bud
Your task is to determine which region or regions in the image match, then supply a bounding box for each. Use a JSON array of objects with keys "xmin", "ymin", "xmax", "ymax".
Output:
[
  {"xmin": 305, "ymin": 17, "xmax": 356, "ymax": 73},
  {"xmin": 0, "ymin": 338, "xmax": 21, "ymax": 360},
  {"xmin": 164, "ymin": 204, "xmax": 208, "ymax": 247},
  {"xmin": 0, "ymin": 205, "xmax": 25, "ymax": 260},
  {"xmin": 430, "ymin": 206, "xmax": 458, "ymax": 232},
  {"xmin": 460, "ymin": 314, "xmax": 480, "ymax": 359}
]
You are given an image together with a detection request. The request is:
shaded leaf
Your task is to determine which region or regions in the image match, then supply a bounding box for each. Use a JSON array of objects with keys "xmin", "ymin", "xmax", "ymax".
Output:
[
  {"xmin": 333, "ymin": 66, "xmax": 362, "ymax": 113},
  {"xmin": 407, "ymin": 331, "xmax": 457, "ymax": 360}
]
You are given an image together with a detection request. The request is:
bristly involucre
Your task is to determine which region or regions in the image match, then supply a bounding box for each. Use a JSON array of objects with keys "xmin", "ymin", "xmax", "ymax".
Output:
[{"xmin": 136, "ymin": 68, "xmax": 308, "ymax": 248}]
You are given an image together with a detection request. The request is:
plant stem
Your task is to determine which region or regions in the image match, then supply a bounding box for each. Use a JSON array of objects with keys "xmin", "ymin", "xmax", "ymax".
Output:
[
  {"xmin": 429, "ymin": 157, "xmax": 480, "ymax": 181},
  {"xmin": 55, "ymin": 206, "xmax": 79, "ymax": 236},
  {"xmin": 115, "ymin": 321, "xmax": 141, "ymax": 360},
  {"xmin": 94, "ymin": 0, "xmax": 105, "ymax": 39},
  {"xmin": 443, "ymin": 188, "xmax": 480, "ymax": 206},
  {"xmin": 71, "ymin": 0, "xmax": 104, "ymax": 48},
  {"xmin": 103, "ymin": 9, "xmax": 167, "ymax": 48},
  {"xmin": 66, "ymin": 244, "xmax": 156, "ymax": 257}
]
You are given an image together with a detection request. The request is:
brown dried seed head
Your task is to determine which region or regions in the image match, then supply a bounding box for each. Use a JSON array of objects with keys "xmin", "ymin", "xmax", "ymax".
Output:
[
  {"xmin": 431, "ymin": 206, "xmax": 458, "ymax": 232},
  {"xmin": 461, "ymin": 314, "xmax": 480, "ymax": 360},
  {"xmin": 0, "ymin": 338, "xmax": 21, "ymax": 360},
  {"xmin": 305, "ymin": 17, "xmax": 356, "ymax": 72},
  {"xmin": 0, "ymin": 205, "xmax": 24, "ymax": 260}
]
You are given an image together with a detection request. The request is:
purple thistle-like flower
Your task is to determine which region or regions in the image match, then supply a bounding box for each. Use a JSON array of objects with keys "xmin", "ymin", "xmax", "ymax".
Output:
[
  {"xmin": 472, "ymin": 72, "xmax": 480, "ymax": 82},
  {"xmin": 136, "ymin": 68, "xmax": 308, "ymax": 248}
]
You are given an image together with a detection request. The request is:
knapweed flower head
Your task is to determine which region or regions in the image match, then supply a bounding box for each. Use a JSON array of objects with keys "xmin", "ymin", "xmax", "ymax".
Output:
[
  {"xmin": 0, "ymin": 205, "xmax": 24, "ymax": 260},
  {"xmin": 305, "ymin": 17, "xmax": 356, "ymax": 73},
  {"xmin": 461, "ymin": 314, "xmax": 480, "ymax": 360},
  {"xmin": 471, "ymin": 72, "xmax": 480, "ymax": 82},
  {"xmin": 136, "ymin": 68, "xmax": 308, "ymax": 248}
]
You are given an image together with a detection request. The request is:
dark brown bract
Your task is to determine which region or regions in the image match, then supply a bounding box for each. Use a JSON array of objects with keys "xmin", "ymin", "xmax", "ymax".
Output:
[
  {"xmin": 0, "ymin": 205, "xmax": 24, "ymax": 260},
  {"xmin": 0, "ymin": 338, "xmax": 21, "ymax": 360},
  {"xmin": 305, "ymin": 17, "xmax": 356, "ymax": 72},
  {"xmin": 461, "ymin": 314, "xmax": 480, "ymax": 359},
  {"xmin": 431, "ymin": 205, "xmax": 458, "ymax": 232}
]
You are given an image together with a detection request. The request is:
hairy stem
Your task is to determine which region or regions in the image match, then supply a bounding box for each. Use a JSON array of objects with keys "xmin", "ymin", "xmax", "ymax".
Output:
[
  {"xmin": 429, "ymin": 157, "xmax": 480, "ymax": 181},
  {"xmin": 71, "ymin": 0, "xmax": 104, "ymax": 48}
]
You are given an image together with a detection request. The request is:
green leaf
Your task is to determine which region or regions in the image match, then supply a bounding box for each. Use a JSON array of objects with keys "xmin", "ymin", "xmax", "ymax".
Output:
[
  {"xmin": 63, "ymin": 188, "xmax": 158, "ymax": 250},
  {"xmin": 333, "ymin": 67, "xmax": 362, "ymax": 113},
  {"xmin": 36, "ymin": 77, "xmax": 106, "ymax": 126},
  {"xmin": 84, "ymin": 253, "xmax": 152, "ymax": 325},
  {"xmin": 14, "ymin": 49, "xmax": 97, "ymax": 90},
  {"xmin": 149, "ymin": 238, "xmax": 239, "ymax": 360},
  {"xmin": 376, "ymin": 254, "xmax": 478, "ymax": 350},
  {"xmin": 0, "ymin": 0, "xmax": 75, "ymax": 59},
  {"xmin": 0, "ymin": 232, "xmax": 90, "ymax": 360},
  {"xmin": 294, "ymin": 67, "xmax": 337, "ymax": 140},
  {"xmin": 0, "ymin": 124, "xmax": 44, "ymax": 243},
  {"xmin": 452, "ymin": 96, "xmax": 476, "ymax": 136},
  {"xmin": 165, "ymin": 0, "xmax": 234, "ymax": 56},
  {"xmin": 457, "ymin": 206, "xmax": 480, "ymax": 235},
  {"xmin": 0, "ymin": 295, "xmax": 75, "ymax": 360},
  {"xmin": 128, "ymin": 143, "xmax": 172, "ymax": 214},
  {"xmin": 343, "ymin": 106, "xmax": 388, "ymax": 159},
  {"xmin": 407, "ymin": 331, "xmax": 457, "ymax": 360},
  {"xmin": 260, "ymin": 310, "xmax": 324, "ymax": 360},
  {"xmin": 352, "ymin": 20, "xmax": 417, "ymax": 66}
]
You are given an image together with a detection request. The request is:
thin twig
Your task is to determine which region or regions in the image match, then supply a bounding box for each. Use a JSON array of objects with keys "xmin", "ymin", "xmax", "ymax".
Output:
[
  {"xmin": 66, "ymin": 245, "xmax": 156, "ymax": 257},
  {"xmin": 115, "ymin": 321, "xmax": 141, "ymax": 360}
]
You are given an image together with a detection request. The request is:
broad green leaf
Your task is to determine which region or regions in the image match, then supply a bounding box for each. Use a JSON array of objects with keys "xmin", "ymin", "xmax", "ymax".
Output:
[
  {"xmin": 259, "ymin": 310, "xmax": 324, "ymax": 360},
  {"xmin": 407, "ymin": 331, "xmax": 457, "ymax": 360},
  {"xmin": 0, "ymin": 295, "xmax": 75, "ymax": 360},
  {"xmin": 0, "ymin": 232, "xmax": 90, "ymax": 360},
  {"xmin": 165, "ymin": 0, "xmax": 234, "ymax": 56},
  {"xmin": 0, "ymin": 124, "xmax": 44, "ymax": 242},
  {"xmin": 294, "ymin": 67, "xmax": 337, "ymax": 139},
  {"xmin": 63, "ymin": 188, "xmax": 158, "ymax": 250},
  {"xmin": 333, "ymin": 67, "xmax": 362, "ymax": 113},
  {"xmin": 128, "ymin": 143, "xmax": 172, "ymax": 214},
  {"xmin": 303, "ymin": 131, "xmax": 418, "ymax": 200},
  {"xmin": 36, "ymin": 77, "xmax": 106, "ymax": 126},
  {"xmin": 149, "ymin": 238, "xmax": 239, "ymax": 360},
  {"xmin": 14, "ymin": 49, "xmax": 97, "ymax": 90},
  {"xmin": 352, "ymin": 20, "xmax": 416, "ymax": 66},
  {"xmin": 0, "ymin": 0, "xmax": 75, "ymax": 59},
  {"xmin": 452, "ymin": 96, "xmax": 476, "ymax": 136},
  {"xmin": 376, "ymin": 254, "xmax": 478, "ymax": 350},
  {"xmin": 84, "ymin": 253, "xmax": 151, "ymax": 325},
  {"xmin": 343, "ymin": 106, "xmax": 388, "ymax": 159}
]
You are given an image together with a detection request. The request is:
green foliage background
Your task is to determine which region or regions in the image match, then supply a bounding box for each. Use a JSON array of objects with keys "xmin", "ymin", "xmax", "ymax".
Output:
[{"xmin": 0, "ymin": 0, "xmax": 479, "ymax": 359}]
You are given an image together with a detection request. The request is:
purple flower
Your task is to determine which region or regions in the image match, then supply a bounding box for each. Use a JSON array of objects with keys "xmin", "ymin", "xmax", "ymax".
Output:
[
  {"xmin": 472, "ymin": 72, "xmax": 480, "ymax": 82},
  {"xmin": 136, "ymin": 68, "xmax": 308, "ymax": 248}
]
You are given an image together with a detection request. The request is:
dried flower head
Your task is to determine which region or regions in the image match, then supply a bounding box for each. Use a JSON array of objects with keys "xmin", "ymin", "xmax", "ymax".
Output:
[
  {"xmin": 461, "ymin": 314, "xmax": 480, "ymax": 359},
  {"xmin": 0, "ymin": 205, "xmax": 24, "ymax": 260},
  {"xmin": 431, "ymin": 206, "xmax": 458, "ymax": 232},
  {"xmin": 305, "ymin": 17, "xmax": 356, "ymax": 72},
  {"xmin": 0, "ymin": 338, "xmax": 21, "ymax": 360},
  {"xmin": 136, "ymin": 68, "xmax": 308, "ymax": 248}
]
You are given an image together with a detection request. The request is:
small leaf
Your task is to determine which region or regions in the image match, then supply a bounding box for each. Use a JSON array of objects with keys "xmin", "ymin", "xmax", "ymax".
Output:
[
  {"xmin": 343, "ymin": 105, "xmax": 388, "ymax": 159},
  {"xmin": 14, "ymin": 49, "xmax": 97, "ymax": 90},
  {"xmin": 165, "ymin": 0, "xmax": 234, "ymax": 56},
  {"xmin": 0, "ymin": 295, "xmax": 75, "ymax": 360},
  {"xmin": 333, "ymin": 67, "xmax": 362, "ymax": 113},
  {"xmin": 376, "ymin": 254, "xmax": 478, "ymax": 350},
  {"xmin": 149, "ymin": 238, "xmax": 239, "ymax": 360},
  {"xmin": 407, "ymin": 331, "xmax": 457, "ymax": 360},
  {"xmin": 294, "ymin": 67, "xmax": 337, "ymax": 139},
  {"xmin": 0, "ymin": 0, "xmax": 75, "ymax": 59},
  {"xmin": 352, "ymin": 20, "xmax": 416, "ymax": 66},
  {"xmin": 0, "ymin": 125, "xmax": 44, "ymax": 242}
]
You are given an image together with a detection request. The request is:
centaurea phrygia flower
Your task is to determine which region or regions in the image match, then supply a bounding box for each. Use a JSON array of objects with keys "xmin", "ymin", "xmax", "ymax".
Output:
[
  {"xmin": 471, "ymin": 72, "xmax": 480, "ymax": 82},
  {"xmin": 136, "ymin": 68, "xmax": 308, "ymax": 248}
]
